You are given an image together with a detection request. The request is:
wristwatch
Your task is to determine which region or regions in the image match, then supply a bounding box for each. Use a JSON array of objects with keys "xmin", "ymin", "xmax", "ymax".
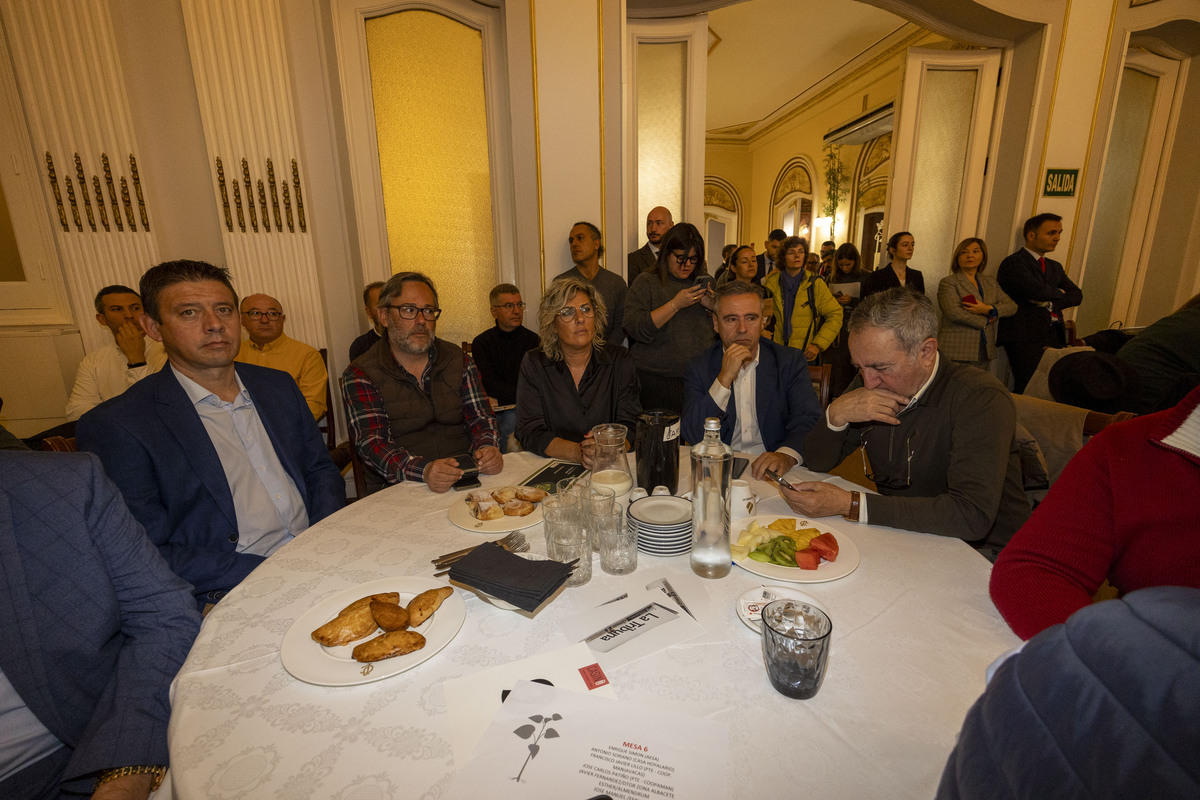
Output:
[{"xmin": 843, "ymin": 491, "xmax": 861, "ymax": 522}]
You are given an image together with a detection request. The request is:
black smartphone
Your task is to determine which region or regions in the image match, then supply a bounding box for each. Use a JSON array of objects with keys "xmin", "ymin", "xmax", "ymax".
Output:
[
  {"xmin": 763, "ymin": 468, "xmax": 794, "ymax": 491},
  {"xmin": 451, "ymin": 454, "xmax": 481, "ymax": 491},
  {"xmin": 694, "ymin": 275, "xmax": 714, "ymax": 290},
  {"xmin": 732, "ymin": 457, "xmax": 749, "ymax": 479}
]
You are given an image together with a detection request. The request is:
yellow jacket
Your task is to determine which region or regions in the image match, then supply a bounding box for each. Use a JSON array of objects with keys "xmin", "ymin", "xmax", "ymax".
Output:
[{"xmin": 761, "ymin": 270, "xmax": 844, "ymax": 352}]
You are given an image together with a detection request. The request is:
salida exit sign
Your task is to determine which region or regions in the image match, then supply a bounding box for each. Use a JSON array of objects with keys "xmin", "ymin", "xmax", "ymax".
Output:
[{"xmin": 1044, "ymin": 169, "xmax": 1078, "ymax": 197}]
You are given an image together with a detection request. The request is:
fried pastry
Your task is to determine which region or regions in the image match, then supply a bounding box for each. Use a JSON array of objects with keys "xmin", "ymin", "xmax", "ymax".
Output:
[
  {"xmin": 516, "ymin": 486, "xmax": 548, "ymax": 503},
  {"xmin": 370, "ymin": 601, "xmax": 409, "ymax": 631},
  {"xmin": 338, "ymin": 592, "xmax": 400, "ymax": 616},
  {"xmin": 311, "ymin": 604, "xmax": 377, "ymax": 647},
  {"xmin": 467, "ymin": 489, "xmax": 494, "ymax": 504},
  {"xmin": 471, "ymin": 499, "xmax": 503, "ymax": 520},
  {"xmin": 491, "ymin": 486, "xmax": 518, "ymax": 504},
  {"xmin": 503, "ymin": 499, "xmax": 534, "ymax": 517},
  {"xmin": 407, "ymin": 586, "xmax": 454, "ymax": 627},
  {"xmin": 352, "ymin": 630, "xmax": 426, "ymax": 662}
]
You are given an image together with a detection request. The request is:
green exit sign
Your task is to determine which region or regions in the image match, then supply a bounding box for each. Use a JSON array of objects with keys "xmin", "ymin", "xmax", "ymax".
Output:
[{"xmin": 1044, "ymin": 169, "xmax": 1078, "ymax": 197}]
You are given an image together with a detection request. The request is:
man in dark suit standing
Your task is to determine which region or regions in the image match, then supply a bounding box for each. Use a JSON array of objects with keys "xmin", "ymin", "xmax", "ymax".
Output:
[
  {"xmin": 756, "ymin": 229, "xmax": 787, "ymax": 282},
  {"xmin": 997, "ymin": 213, "xmax": 1083, "ymax": 393},
  {"xmin": 627, "ymin": 205, "xmax": 673, "ymax": 279},
  {"xmin": 78, "ymin": 260, "xmax": 344, "ymax": 608},
  {"xmin": 0, "ymin": 450, "xmax": 199, "ymax": 800},
  {"xmin": 682, "ymin": 281, "xmax": 821, "ymax": 480}
]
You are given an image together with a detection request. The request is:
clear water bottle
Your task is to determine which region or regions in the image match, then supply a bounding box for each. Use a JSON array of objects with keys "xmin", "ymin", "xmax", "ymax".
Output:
[{"xmin": 690, "ymin": 417, "xmax": 733, "ymax": 579}]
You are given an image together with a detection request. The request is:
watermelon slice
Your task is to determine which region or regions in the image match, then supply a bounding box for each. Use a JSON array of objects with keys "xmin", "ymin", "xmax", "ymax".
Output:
[
  {"xmin": 794, "ymin": 549, "xmax": 821, "ymax": 570},
  {"xmin": 809, "ymin": 532, "xmax": 839, "ymax": 562}
]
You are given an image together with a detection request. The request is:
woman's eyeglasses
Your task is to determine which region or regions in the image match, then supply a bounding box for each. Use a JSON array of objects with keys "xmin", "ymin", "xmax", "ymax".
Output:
[
  {"xmin": 556, "ymin": 304, "xmax": 595, "ymax": 320},
  {"xmin": 671, "ymin": 252, "xmax": 701, "ymax": 266},
  {"xmin": 382, "ymin": 305, "xmax": 442, "ymax": 320},
  {"xmin": 860, "ymin": 427, "xmax": 915, "ymax": 490}
]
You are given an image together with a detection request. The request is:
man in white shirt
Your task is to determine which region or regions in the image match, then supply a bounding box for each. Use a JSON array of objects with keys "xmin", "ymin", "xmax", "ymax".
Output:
[
  {"xmin": 682, "ymin": 281, "xmax": 821, "ymax": 480},
  {"xmin": 65, "ymin": 285, "xmax": 167, "ymax": 421}
]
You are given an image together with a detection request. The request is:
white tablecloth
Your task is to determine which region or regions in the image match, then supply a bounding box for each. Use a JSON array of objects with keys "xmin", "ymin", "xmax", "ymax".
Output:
[{"xmin": 168, "ymin": 451, "xmax": 1018, "ymax": 799}]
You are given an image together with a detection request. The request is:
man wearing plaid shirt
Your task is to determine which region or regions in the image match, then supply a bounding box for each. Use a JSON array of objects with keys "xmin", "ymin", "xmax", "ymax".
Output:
[{"xmin": 343, "ymin": 272, "xmax": 502, "ymax": 494}]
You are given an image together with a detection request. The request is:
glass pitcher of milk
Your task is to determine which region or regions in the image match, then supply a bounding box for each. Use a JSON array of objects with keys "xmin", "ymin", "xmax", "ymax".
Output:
[{"xmin": 588, "ymin": 423, "xmax": 634, "ymax": 507}]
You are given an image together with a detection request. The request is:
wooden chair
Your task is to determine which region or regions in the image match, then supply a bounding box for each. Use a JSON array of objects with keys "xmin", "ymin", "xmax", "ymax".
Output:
[
  {"xmin": 808, "ymin": 364, "xmax": 832, "ymax": 409},
  {"xmin": 39, "ymin": 436, "xmax": 77, "ymax": 452},
  {"xmin": 317, "ymin": 349, "xmax": 336, "ymax": 450},
  {"xmin": 339, "ymin": 375, "xmax": 372, "ymax": 501}
]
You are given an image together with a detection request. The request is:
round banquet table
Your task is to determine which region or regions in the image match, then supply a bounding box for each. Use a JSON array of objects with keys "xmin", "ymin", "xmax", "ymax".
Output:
[{"xmin": 167, "ymin": 450, "xmax": 1019, "ymax": 799}]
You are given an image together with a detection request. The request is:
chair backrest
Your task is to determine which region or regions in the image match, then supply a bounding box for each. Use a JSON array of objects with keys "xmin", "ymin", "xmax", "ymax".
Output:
[
  {"xmin": 461, "ymin": 340, "xmax": 472, "ymax": 356},
  {"xmin": 339, "ymin": 375, "xmax": 372, "ymax": 501},
  {"xmin": 39, "ymin": 436, "xmax": 77, "ymax": 452},
  {"xmin": 808, "ymin": 364, "xmax": 832, "ymax": 409},
  {"xmin": 317, "ymin": 348, "xmax": 335, "ymax": 449}
]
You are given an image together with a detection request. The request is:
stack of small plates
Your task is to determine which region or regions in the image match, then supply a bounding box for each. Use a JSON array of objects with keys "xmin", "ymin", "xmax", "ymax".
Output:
[{"xmin": 627, "ymin": 495, "xmax": 692, "ymax": 557}]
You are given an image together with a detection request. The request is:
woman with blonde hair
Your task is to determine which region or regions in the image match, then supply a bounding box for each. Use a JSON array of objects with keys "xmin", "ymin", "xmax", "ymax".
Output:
[
  {"xmin": 937, "ymin": 237, "xmax": 1017, "ymax": 370},
  {"xmin": 515, "ymin": 276, "xmax": 641, "ymax": 462}
]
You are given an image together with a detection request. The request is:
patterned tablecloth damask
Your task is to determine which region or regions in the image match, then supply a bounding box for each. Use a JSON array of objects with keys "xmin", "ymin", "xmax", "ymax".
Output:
[{"xmin": 167, "ymin": 450, "xmax": 1019, "ymax": 799}]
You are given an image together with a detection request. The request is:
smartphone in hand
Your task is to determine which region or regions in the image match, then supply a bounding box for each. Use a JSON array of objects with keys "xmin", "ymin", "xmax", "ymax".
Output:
[
  {"xmin": 763, "ymin": 468, "xmax": 794, "ymax": 491},
  {"xmin": 451, "ymin": 454, "xmax": 481, "ymax": 491},
  {"xmin": 961, "ymin": 294, "xmax": 978, "ymax": 305}
]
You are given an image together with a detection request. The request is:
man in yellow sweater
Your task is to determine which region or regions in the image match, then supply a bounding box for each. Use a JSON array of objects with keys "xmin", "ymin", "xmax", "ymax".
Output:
[{"xmin": 235, "ymin": 293, "xmax": 328, "ymax": 420}]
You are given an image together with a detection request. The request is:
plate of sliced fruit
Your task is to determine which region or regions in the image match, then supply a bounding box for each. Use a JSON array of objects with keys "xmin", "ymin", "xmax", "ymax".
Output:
[{"xmin": 730, "ymin": 515, "xmax": 860, "ymax": 584}]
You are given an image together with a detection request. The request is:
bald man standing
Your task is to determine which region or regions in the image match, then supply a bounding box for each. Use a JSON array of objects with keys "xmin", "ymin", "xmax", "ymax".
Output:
[
  {"xmin": 235, "ymin": 293, "xmax": 328, "ymax": 419},
  {"xmin": 628, "ymin": 206, "xmax": 673, "ymax": 279}
]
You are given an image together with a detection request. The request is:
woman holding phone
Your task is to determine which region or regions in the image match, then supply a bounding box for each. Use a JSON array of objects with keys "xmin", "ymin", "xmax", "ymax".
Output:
[
  {"xmin": 623, "ymin": 222, "xmax": 716, "ymax": 413},
  {"xmin": 937, "ymin": 237, "xmax": 1017, "ymax": 371}
]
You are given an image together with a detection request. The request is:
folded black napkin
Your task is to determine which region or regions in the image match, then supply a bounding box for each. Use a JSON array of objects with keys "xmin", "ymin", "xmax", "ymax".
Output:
[{"xmin": 448, "ymin": 542, "xmax": 574, "ymax": 612}]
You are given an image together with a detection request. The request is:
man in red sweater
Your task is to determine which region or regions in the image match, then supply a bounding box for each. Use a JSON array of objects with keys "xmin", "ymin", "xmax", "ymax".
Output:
[{"xmin": 990, "ymin": 385, "xmax": 1200, "ymax": 639}]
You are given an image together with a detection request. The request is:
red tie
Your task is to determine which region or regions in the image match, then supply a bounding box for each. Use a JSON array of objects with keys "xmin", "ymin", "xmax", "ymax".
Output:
[{"xmin": 1038, "ymin": 256, "xmax": 1046, "ymax": 274}]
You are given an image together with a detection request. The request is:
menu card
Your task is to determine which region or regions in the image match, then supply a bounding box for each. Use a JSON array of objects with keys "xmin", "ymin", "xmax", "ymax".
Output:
[
  {"xmin": 444, "ymin": 643, "xmax": 618, "ymax": 765},
  {"xmin": 447, "ymin": 679, "xmax": 727, "ymax": 800}
]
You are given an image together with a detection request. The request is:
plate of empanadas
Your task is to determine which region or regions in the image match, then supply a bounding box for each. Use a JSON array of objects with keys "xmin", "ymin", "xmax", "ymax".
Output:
[
  {"xmin": 447, "ymin": 485, "xmax": 548, "ymax": 533},
  {"xmin": 281, "ymin": 577, "xmax": 466, "ymax": 686}
]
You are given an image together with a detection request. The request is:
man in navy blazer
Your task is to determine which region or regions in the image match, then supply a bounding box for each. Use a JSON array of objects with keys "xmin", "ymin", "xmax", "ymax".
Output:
[
  {"xmin": 0, "ymin": 451, "xmax": 199, "ymax": 799},
  {"xmin": 997, "ymin": 213, "xmax": 1083, "ymax": 393},
  {"xmin": 683, "ymin": 280, "xmax": 821, "ymax": 479},
  {"xmin": 78, "ymin": 260, "xmax": 344, "ymax": 608}
]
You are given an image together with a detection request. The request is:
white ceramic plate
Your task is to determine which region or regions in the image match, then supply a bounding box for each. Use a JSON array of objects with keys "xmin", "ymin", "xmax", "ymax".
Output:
[
  {"xmin": 281, "ymin": 577, "xmax": 466, "ymax": 686},
  {"xmin": 731, "ymin": 514, "xmax": 861, "ymax": 584},
  {"xmin": 628, "ymin": 496, "xmax": 691, "ymax": 526},
  {"xmin": 448, "ymin": 494, "xmax": 544, "ymax": 533},
  {"xmin": 736, "ymin": 585, "xmax": 827, "ymax": 634}
]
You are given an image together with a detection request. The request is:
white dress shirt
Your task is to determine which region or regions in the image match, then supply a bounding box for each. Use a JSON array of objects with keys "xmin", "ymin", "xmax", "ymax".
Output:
[
  {"xmin": 65, "ymin": 340, "xmax": 166, "ymax": 421},
  {"xmin": 707, "ymin": 347, "xmax": 801, "ymax": 464},
  {"xmin": 174, "ymin": 366, "xmax": 308, "ymax": 556}
]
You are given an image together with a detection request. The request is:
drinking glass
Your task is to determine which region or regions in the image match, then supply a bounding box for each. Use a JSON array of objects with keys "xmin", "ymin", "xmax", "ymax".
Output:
[
  {"xmin": 578, "ymin": 484, "xmax": 615, "ymax": 551},
  {"xmin": 597, "ymin": 507, "xmax": 636, "ymax": 575},
  {"xmin": 542, "ymin": 493, "xmax": 590, "ymax": 587},
  {"xmin": 761, "ymin": 599, "xmax": 832, "ymax": 699}
]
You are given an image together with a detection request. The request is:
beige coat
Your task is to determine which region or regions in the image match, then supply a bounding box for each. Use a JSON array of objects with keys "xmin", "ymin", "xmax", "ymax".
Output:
[{"xmin": 937, "ymin": 271, "xmax": 1016, "ymax": 362}]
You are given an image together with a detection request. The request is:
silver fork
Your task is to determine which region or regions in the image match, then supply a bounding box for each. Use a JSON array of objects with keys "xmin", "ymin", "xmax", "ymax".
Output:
[{"xmin": 432, "ymin": 530, "xmax": 523, "ymax": 567}]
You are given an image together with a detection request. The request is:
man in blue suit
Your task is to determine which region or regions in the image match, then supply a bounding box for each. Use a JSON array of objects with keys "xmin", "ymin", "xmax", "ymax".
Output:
[
  {"xmin": 78, "ymin": 260, "xmax": 344, "ymax": 608},
  {"xmin": 683, "ymin": 281, "xmax": 821, "ymax": 479},
  {"xmin": 0, "ymin": 451, "xmax": 199, "ymax": 800},
  {"xmin": 996, "ymin": 213, "xmax": 1083, "ymax": 393}
]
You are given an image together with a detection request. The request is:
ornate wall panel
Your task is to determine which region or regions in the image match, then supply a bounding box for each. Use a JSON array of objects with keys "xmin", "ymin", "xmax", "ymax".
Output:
[
  {"xmin": 0, "ymin": 0, "xmax": 160, "ymax": 354},
  {"xmin": 180, "ymin": 0, "xmax": 325, "ymax": 348}
]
